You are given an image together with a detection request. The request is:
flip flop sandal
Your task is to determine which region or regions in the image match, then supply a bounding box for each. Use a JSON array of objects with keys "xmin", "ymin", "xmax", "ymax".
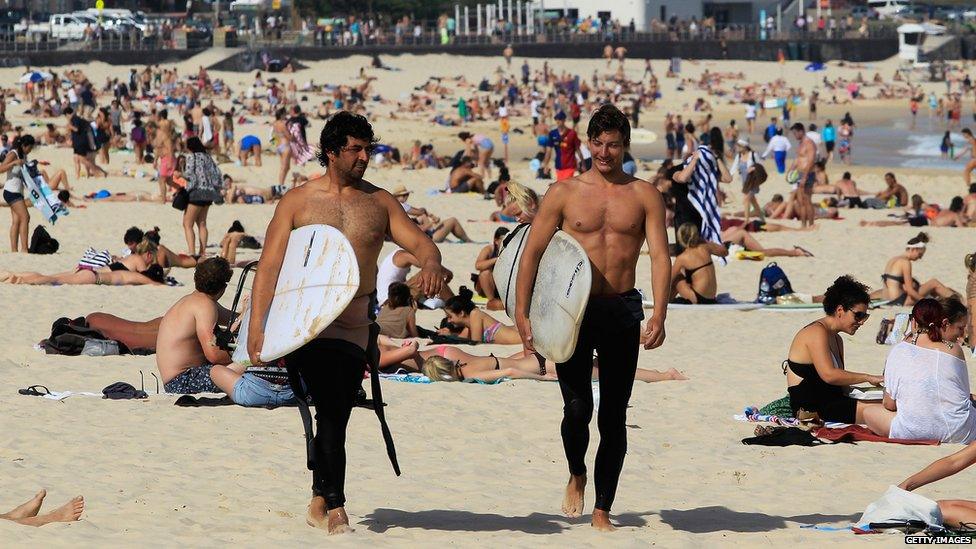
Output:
[{"xmin": 18, "ymin": 385, "xmax": 51, "ymax": 397}]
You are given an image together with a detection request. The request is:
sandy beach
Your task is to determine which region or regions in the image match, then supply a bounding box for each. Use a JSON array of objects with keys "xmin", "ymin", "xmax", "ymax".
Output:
[{"xmin": 0, "ymin": 49, "xmax": 975, "ymax": 545}]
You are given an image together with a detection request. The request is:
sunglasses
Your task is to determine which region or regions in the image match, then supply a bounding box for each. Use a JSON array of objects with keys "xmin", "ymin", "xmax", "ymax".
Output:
[{"xmin": 852, "ymin": 310, "xmax": 870, "ymax": 323}]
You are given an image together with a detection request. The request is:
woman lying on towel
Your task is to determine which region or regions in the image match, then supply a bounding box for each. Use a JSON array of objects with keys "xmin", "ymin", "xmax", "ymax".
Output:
[
  {"xmin": 386, "ymin": 343, "xmax": 686, "ymax": 384},
  {"xmin": 899, "ymin": 442, "xmax": 976, "ymax": 529},
  {"xmin": 0, "ymin": 240, "xmax": 165, "ymax": 286},
  {"xmin": 670, "ymin": 223, "xmax": 728, "ymax": 304},
  {"xmin": 865, "ymin": 297, "xmax": 974, "ymax": 443},
  {"xmin": 783, "ymin": 275, "xmax": 884, "ymax": 424}
]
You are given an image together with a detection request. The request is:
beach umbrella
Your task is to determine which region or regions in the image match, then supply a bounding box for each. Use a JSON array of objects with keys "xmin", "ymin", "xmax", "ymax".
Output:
[{"xmin": 18, "ymin": 71, "xmax": 52, "ymax": 84}]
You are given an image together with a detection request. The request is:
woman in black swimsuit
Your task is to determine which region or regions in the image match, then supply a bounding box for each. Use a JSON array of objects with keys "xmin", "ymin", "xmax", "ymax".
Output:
[
  {"xmin": 670, "ymin": 223, "xmax": 728, "ymax": 304},
  {"xmin": 0, "ymin": 239, "xmax": 165, "ymax": 286},
  {"xmin": 472, "ymin": 226, "xmax": 509, "ymax": 309},
  {"xmin": 880, "ymin": 232, "xmax": 958, "ymax": 306},
  {"xmin": 783, "ymin": 276, "xmax": 883, "ymax": 424}
]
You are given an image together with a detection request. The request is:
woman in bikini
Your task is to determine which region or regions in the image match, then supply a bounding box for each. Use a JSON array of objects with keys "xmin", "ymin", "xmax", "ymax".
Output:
[
  {"xmin": 458, "ymin": 131, "xmax": 494, "ymax": 181},
  {"xmin": 443, "ymin": 289, "xmax": 523, "ymax": 345},
  {"xmin": 408, "ymin": 346, "xmax": 686, "ymax": 384},
  {"xmin": 783, "ymin": 275, "xmax": 884, "ymax": 424},
  {"xmin": 670, "ymin": 223, "xmax": 727, "ymax": 304},
  {"xmin": 880, "ymin": 232, "xmax": 958, "ymax": 306},
  {"xmin": 720, "ymin": 224, "xmax": 814, "ymax": 258},
  {"xmin": 472, "ymin": 227, "xmax": 509, "ymax": 310},
  {"xmin": 272, "ymin": 107, "xmax": 292, "ymax": 186},
  {"xmin": 1, "ymin": 239, "xmax": 165, "ymax": 286}
]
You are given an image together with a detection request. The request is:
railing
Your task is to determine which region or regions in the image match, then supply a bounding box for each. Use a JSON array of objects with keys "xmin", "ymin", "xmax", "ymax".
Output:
[{"xmin": 0, "ymin": 20, "xmax": 910, "ymax": 54}]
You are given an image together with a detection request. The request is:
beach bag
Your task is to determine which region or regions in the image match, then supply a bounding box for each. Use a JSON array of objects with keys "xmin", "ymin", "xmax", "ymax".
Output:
[
  {"xmin": 876, "ymin": 313, "xmax": 912, "ymax": 345},
  {"xmin": 756, "ymin": 262, "xmax": 793, "ymax": 304},
  {"xmin": 171, "ymin": 188, "xmax": 189, "ymax": 211},
  {"xmin": 28, "ymin": 226, "xmax": 59, "ymax": 255},
  {"xmin": 857, "ymin": 486, "xmax": 942, "ymax": 530}
]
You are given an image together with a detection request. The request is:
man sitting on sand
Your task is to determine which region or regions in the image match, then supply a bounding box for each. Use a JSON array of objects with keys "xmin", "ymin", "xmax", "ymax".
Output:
[
  {"xmin": 448, "ymin": 156, "xmax": 485, "ymax": 193},
  {"xmin": 156, "ymin": 257, "xmax": 234, "ymax": 394}
]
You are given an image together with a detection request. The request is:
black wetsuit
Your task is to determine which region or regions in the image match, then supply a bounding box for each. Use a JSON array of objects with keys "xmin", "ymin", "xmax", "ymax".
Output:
[
  {"xmin": 284, "ymin": 338, "xmax": 367, "ymax": 509},
  {"xmin": 282, "ymin": 293, "xmax": 398, "ymax": 510},
  {"xmin": 556, "ymin": 288, "xmax": 644, "ymax": 512}
]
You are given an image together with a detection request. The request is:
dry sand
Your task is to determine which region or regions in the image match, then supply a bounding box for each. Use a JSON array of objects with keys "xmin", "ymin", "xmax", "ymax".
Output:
[{"xmin": 0, "ymin": 50, "xmax": 974, "ymax": 546}]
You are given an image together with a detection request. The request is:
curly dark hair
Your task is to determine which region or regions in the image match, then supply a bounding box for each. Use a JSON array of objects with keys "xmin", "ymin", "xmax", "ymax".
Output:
[
  {"xmin": 822, "ymin": 275, "xmax": 870, "ymax": 315},
  {"xmin": 194, "ymin": 257, "xmax": 233, "ymax": 296},
  {"xmin": 316, "ymin": 111, "xmax": 378, "ymax": 167},
  {"xmin": 586, "ymin": 104, "xmax": 631, "ymax": 147}
]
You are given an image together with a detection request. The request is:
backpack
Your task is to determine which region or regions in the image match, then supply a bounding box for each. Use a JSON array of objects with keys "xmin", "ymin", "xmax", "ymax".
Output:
[
  {"xmin": 756, "ymin": 262, "xmax": 793, "ymax": 304},
  {"xmin": 28, "ymin": 226, "xmax": 59, "ymax": 255},
  {"xmin": 131, "ymin": 125, "xmax": 146, "ymax": 144}
]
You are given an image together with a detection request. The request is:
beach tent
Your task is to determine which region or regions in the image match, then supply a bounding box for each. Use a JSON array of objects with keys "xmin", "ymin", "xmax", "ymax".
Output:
[{"xmin": 897, "ymin": 22, "xmax": 946, "ymax": 64}]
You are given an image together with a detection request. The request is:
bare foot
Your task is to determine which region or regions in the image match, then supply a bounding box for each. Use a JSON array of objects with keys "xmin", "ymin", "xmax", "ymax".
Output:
[
  {"xmin": 306, "ymin": 496, "xmax": 328, "ymax": 529},
  {"xmin": 6, "ymin": 490, "xmax": 45, "ymax": 519},
  {"xmin": 561, "ymin": 474, "xmax": 586, "ymax": 518},
  {"xmin": 666, "ymin": 368, "xmax": 689, "ymax": 381},
  {"xmin": 46, "ymin": 496, "xmax": 84, "ymax": 523},
  {"xmin": 327, "ymin": 508, "xmax": 353, "ymax": 535},
  {"xmin": 306, "ymin": 498, "xmax": 353, "ymax": 534},
  {"xmin": 591, "ymin": 509, "xmax": 616, "ymax": 531}
]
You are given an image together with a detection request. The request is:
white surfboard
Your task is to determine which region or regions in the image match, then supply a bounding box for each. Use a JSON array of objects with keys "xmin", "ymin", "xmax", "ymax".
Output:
[
  {"xmin": 493, "ymin": 225, "xmax": 591, "ymax": 363},
  {"xmin": 233, "ymin": 224, "xmax": 359, "ymax": 365}
]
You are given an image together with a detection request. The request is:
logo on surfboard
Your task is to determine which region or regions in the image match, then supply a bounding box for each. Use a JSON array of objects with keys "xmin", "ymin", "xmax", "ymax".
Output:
[{"xmin": 566, "ymin": 260, "xmax": 584, "ymax": 297}]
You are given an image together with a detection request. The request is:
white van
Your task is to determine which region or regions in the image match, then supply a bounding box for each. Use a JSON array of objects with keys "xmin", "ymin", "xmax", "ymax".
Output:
[
  {"xmin": 868, "ymin": 0, "xmax": 910, "ymax": 19},
  {"xmin": 49, "ymin": 14, "xmax": 92, "ymax": 39}
]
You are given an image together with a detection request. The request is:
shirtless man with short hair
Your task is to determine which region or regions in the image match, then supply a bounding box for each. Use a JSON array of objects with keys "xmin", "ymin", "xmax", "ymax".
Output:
[
  {"xmin": 514, "ymin": 104, "xmax": 671, "ymax": 532},
  {"xmin": 448, "ymin": 157, "xmax": 485, "ymax": 193},
  {"xmin": 156, "ymin": 257, "xmax": 234, "ymax": 394},
  {"xmin": 876, "ymin": 172, "xmax": 909, "ymax": 207},
  {"xmin": 247, "ymin": 111, "xmax": 446, "ymax": 535},
  {"xmin": 789, "ymin": 122, "xmax": 817, "ymax": 227}
]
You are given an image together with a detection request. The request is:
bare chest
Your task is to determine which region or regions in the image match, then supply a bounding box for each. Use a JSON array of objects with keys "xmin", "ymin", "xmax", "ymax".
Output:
[
  {"xmin": 295, "ymin": 194, "xmax": 388, "ymax": 252},
  {"xmin": 562, "ymin": 188, "xmax": 644, "ymax": 236}
]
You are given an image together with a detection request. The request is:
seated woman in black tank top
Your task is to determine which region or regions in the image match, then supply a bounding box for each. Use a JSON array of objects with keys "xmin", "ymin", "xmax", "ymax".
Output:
[
  {"xmin": 670, "ymin": 223, "xmax": 728, "ymax": 305},
  {"xmin": 782, "ymin": 276, "xmax": 884, "ymax": 424}
]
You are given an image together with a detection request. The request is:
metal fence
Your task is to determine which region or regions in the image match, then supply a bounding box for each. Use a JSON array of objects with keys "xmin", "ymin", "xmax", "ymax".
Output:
[{"xmin": 0, "ymin": 20, "xmax": 908, "ymax": 54}]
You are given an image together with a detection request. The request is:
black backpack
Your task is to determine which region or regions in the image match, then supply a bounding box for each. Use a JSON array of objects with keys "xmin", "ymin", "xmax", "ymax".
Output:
[{"xmin": 28, "ymin": 226, "xmax": 59, "ymax": 255}]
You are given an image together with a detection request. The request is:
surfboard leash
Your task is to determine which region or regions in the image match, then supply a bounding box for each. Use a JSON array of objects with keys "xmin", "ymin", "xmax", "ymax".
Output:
[{"xmin": 367, "ymin": 322, "xmax": 402, "ymax": 476}]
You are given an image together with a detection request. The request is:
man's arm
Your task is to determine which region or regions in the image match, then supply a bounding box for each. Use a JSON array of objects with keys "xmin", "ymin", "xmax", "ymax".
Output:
[
  {"xmin": 384, "ymin": 191, "xmax": 445, "ymax": 297},
  {"xmin": 513, "ymin": 183, "xmax": 567, "ymax": 353},
  {"xmin": 642, "ymin": 184, "xmax": 671, "ymax": 350},
  {"xmin": 196, "ymin": 302, "xmax": 233, "ymax": 365},
  {"xmin": 246, "ymin": 193, "xmax": 296, "ymax": 364}
]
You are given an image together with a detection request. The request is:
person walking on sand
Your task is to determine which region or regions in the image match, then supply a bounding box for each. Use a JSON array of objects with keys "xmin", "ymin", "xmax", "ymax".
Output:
[
  {"xmin": 273, "ymin": 107, "xmax": 292, "ymax": 187},
  {"xmin": 789, "ymin": 123, "xmax": 817, "ymax": 228},
  {"xmin": 247, "ymin": 111, "xmax": 447, "ymax": 535},
  {"xmin": 154, "ymin": 109, "xmax": 177, "ymax": 201},
  {"xmin": 514, "ymin": 104, "xmax": 671, "ymax": 532}
]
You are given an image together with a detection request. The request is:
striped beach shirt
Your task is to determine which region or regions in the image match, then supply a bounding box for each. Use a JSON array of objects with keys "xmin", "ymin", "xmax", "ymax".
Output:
[
  {"xmin": 684, "ymin": 145, "xmax": 724, "ymax": 252},
  {"xmin": 77, "ymin": 247, "xmax": 112, "ymax": 270}
]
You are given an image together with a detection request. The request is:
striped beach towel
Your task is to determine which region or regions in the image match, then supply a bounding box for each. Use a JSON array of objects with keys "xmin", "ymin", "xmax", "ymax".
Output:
[{"xmin": 685, "ymin": 145, "xmax": 724, "ymax": 260}]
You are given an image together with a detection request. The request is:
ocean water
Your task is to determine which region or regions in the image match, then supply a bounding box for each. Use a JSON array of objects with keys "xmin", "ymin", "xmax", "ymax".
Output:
[{"xmin": 853, "ymin": 117, "xmax": 968, "ymax": 171}]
